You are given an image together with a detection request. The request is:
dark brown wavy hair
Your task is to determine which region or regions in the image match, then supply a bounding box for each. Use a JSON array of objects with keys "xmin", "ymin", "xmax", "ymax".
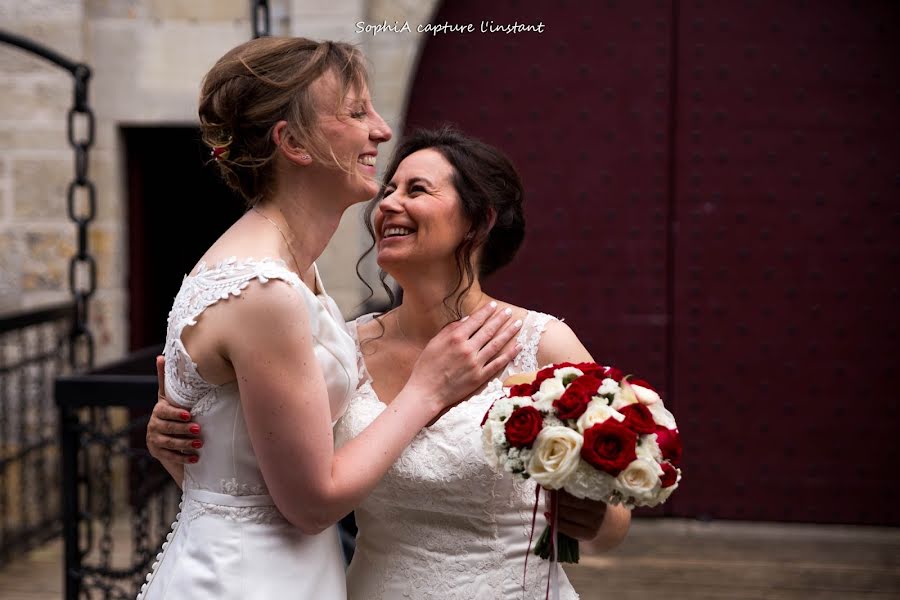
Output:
[{"xmin": 356, "ymin": 126, "xmax": 526, "ymax": 318}]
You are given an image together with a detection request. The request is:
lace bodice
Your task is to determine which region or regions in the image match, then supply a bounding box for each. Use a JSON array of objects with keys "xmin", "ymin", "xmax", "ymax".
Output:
[
  {"xmin": 162, "ymin": 256, "xmax": 357, "ymax": 498},
  {"xmin": 139, "ymin": 257, "xmax": 355, "ymax": 600},
  {"xmin": 335, "ymin": 311, "xmax": 580, "ymax": 600}
]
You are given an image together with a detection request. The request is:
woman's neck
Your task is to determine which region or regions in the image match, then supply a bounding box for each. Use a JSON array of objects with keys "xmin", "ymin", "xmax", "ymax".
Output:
[
  {"xmin": 393, "ymin": 275, "xmax": 492, "ymax": 347},
  {"xmin": 257, "ymin": 179, "xmax": 346, "ymax": 273}
]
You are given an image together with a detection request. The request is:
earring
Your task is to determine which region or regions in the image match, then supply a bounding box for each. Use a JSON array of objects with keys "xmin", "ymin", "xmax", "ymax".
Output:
[{"xmin": 301, "ymin": 154, "xmax": 310, "ymax": 160}]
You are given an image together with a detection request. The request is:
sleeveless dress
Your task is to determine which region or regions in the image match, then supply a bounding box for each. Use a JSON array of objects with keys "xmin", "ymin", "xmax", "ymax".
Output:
[
  {"xmin": 335, "ymin": 311, "xmax": 580, "ymax": 600},
  {"xmin": 138, "ymin": 257, "xmax": 358, "ymax": 600}
]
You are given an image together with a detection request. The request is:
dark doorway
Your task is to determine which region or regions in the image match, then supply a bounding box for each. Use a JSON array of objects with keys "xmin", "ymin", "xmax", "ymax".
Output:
[{"xmin": 124, "ymin": 126, "xmax": 246, "ymax": 351}]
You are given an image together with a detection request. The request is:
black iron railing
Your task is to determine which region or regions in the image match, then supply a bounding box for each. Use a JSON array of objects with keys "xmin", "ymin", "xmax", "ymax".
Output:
[
  {"xmin": 0, "ymin": 302, "xmax": 72, "ymax": 565},
  {"xmin": 57, "ymin": 346, "xmax": 179, "ymax": 600}
]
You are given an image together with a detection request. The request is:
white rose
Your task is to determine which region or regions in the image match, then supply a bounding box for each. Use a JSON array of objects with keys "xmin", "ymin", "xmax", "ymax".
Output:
[
  {"xmin": 598, "ymin": 378, "xmax": 620, "ymax": 396},
  {"xmin": 616, "ymin": 459, "xmax": 661, "ymax": 504},
  {"xmin": 631, "ymin": 383, "xmax": 661, "ymax": 405},
  {"xmin": 613, "ymin": 379, "xmax": 639, "ymax": 409},
  {"xmin": 564, "ymin": 460, "xmax": 616, "ymax": 501},
  {"xmin": 532, "ymin": 378, "xmax": 566, "ymax": 411},
  {"xmin": 575, "ymin": 399, "xmax": 625, "ymax": 433},
  {"xmin": 636, "ymin": 434, "xmax": 663, "ymax": 464},
  {"xmin": 647, "ymin": 401, "xmax": 677, "ymax": 429},
  {"xmin": 554, "ymin": 366, "xmax": 584, "ymax": 382},
  {"xmin": 527, "ymin": 426, "xmax": 583, "ymax": 489}
]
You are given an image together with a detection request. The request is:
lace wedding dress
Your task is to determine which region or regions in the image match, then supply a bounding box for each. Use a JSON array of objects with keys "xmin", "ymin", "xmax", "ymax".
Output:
[
  {"xmin": 138, "ymin": 258, "xmax": 358, "ymax": 600},
  {"xmin": 335, "ymin": 311, "xmax": 580, "ymax": 600}
]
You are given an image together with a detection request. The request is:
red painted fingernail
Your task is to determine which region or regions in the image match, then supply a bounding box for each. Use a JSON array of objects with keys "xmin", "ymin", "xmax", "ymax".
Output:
[
  {"xmin": 191, "ymin": 440, "xmax": 203, "ymax": 449},
  {"xmin": 180, "ymin": 412, "xmax": 191, "ymax": 421},
  {"xmin": 189, "ymin": 456, "xmax": 199, "ymax": 463},
  {"xmin": 189, "ymin": 424, "xmax": 200, "ymax": 434}
]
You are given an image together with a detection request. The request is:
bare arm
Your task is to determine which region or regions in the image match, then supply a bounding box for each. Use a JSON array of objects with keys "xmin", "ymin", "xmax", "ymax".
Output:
[
  {"xmin": 536, "ymin": 319, "xmax": 632, "ymax": 550},
  {"xmin": 227, "ymin": 282, "xmax": 520, "ymax": 534}
]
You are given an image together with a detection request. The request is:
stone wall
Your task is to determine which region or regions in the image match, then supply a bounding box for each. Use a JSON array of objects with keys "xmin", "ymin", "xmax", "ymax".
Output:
[{"xmin": 0, "ymin": 0, "xmax": 437, "ymax": 364}]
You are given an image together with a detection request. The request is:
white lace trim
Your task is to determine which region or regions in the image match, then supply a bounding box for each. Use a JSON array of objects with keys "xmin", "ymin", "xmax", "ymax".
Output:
[
  {"xmin": 162, "ymin": 257, "xmax": 303, "ymax": 412},
  {"xmin": 220, "ymin": 477, "xmax": 268, "ymax": 496},
  {"xmin": 182, "ymin": 498, "xmax": 286, "ymax": 526}
]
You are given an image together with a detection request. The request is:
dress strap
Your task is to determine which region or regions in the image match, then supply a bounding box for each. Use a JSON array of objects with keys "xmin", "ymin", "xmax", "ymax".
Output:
[
  {"xmin": 510, "ymin": 311, "xmax": 560, "ymax": 375},
  {"xmin": 163, "ymin": 257, "xmax": 308, "ymax": 409}
]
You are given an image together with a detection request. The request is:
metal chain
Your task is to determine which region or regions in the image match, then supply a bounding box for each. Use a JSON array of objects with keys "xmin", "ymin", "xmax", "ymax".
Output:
[
  {"xmin": 66, "ymin": 64, "xmax": 96, "ymax": 370},
  {"xmin": 252, "ymin": 0, "xmax": 271, "ymax": 38}
]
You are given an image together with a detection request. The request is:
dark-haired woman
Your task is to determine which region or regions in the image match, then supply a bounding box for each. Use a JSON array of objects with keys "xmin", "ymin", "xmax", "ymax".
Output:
[
  {"xmin": 138, "ymin": 38, "xmax": 521, "ymax": 600},
  {"xmin": 149, "ymin": 128, "xmax": 631, "ymax": 598}
]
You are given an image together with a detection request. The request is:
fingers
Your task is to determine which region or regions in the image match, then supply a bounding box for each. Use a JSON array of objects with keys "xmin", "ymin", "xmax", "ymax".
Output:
[
  {"xmin": 476, "ymin": 314, "xmax": 522, "ymax": 364},
  {"xmin": 551, "ymin": 492, "xmax": 607, "ymax": 540},
  {"xmin": 156, "ymin": 355, "xmax": 165, "ymax": 396},
  {"xmin": 481, "ymin": 330, "xmax": 522, "ymax": 380},
  {"xmin": 152, "ymin": 417, "xmax": 201, "ymax": 438},
  {"xmin": 557, "ymin": 517, "xmax": 599, "ymax": 541},
  {"xmin": 449, "ymin": 300, "xmax": 499, "ymax": 338},
  {"xmin": 154, "ymin": 448, "xmax": 200, "ymax": 465},
  {"xmin": 469, "ymin": 305, "xmax": 514, "ymax": 350},
  {"xmin": 154, "ymin": 399, "xmax": 193, "ymax": 424}
]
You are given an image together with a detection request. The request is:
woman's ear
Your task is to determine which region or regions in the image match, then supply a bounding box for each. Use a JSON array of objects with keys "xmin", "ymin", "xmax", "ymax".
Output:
[{"xmin": 272, "ymin": 121, "xmax": 312, "ymax": 166}]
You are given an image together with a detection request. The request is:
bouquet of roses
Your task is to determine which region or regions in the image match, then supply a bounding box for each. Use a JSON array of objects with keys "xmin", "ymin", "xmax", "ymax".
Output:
[{"xmin": 481, "ymin": 361, "xmax": 682, "ymax": 563}]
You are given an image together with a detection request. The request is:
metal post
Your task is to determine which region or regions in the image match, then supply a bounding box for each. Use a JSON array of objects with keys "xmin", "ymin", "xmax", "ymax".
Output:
[{"xmin": 58, "ymin": 398, "xmax": 81, "ymax": 600}]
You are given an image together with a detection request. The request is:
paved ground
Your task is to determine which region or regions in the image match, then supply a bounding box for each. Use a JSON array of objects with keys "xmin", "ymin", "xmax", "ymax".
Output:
[{"xmin": 1, "ymin": 518, "xmax": 898, "ymax": 599}]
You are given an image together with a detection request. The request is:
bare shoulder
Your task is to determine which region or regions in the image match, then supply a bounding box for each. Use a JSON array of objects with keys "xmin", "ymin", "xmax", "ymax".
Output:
[{"xmin": 536, "ymin": 317, "xmax": 594, "ymax": 366}]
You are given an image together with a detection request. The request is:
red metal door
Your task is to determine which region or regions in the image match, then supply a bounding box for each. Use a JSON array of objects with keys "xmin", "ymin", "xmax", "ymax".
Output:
[{"xmin": 402, "ymin": 0, "xmax": 900, "ymax": 524}]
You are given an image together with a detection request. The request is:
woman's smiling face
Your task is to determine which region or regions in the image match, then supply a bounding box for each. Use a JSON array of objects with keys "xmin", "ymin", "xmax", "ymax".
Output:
[{"xmin": 373, "ymin": 148, "xmax": 472, "ymax": 273}]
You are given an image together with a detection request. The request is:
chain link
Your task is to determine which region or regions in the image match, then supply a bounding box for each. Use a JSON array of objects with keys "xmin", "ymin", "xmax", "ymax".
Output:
[{"xmin": 66, "ymin": 64, "xmax": 96, "ymax": 370}]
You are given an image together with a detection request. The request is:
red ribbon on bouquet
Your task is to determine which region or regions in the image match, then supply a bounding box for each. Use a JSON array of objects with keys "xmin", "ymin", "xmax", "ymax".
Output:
[{"xmin": 523, "ymin": 485, "xmax": 560, "ymax": 600}]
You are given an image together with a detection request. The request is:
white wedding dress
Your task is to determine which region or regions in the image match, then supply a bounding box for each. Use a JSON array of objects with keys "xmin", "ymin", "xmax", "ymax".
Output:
[
  {"xmin": 138, "ymin": 258, "xmax": 357, "ymax": 600},
  {"xmin": 335, "ymin": 311, "xmax": 580, "ymax": 600}
]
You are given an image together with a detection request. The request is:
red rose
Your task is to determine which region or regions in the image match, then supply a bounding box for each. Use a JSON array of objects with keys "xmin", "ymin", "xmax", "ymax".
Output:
[
  {"xmin": 601, "ymin": 366, "xmax": 624, "ymax": 381},
  {"xmin": 553, "ymin": 375, "xmax": 602, "ymax": 420},
  {"xmin": 654, "ymin": 425, "xmax": 683, "ymax": 467},
  {"xmin": 508, "ymin": 383, "xmax": 536, "ymax": 398},
  {"xmin": 660, "ymin": 462, "xmax": 678, "ymax": 488},
  {"xmin": 504, "ymin": 406, "xmax": 544, "ymax": 448},
  {"xmin": 532, "ymin": 362, "xmax": 577, "ymax": 389},
  {"xmin": 573, "ymin": 362, "xmax": 605, "ymax": 378},
  {"xmin": 619, "ymin": 403, "xmax": 656, "ymax": 435},
  {"xmin": 581, "ymin": 421, "xmax": 637, "ymax": 476}
]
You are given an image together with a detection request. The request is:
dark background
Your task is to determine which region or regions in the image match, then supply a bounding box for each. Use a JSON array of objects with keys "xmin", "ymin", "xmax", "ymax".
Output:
[{"xmin": 126, "ymin": 1, "xmax": 900, "ymax": 526}]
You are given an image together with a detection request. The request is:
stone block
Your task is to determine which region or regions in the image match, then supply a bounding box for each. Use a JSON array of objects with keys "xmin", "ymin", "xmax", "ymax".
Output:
[
  {"xmin": 146, "ymin": 0, "xmax": 246, "ymax": 21},
  {"xmin": 88, "ymin": 288, "xmax": 128, "ymax": 365},
  {"xmin": 0, "ymin": 228, "xmax": 24, "ymax": 311},
  {"xmin": 0, "ymin": 77, "xmax": 71, "ymax": 122},
  {"xmin": 85, "ymin": 0, "xmax": 143, "ymax": 19},
  {"xmin": 0, "ymin": 122, "xmax": 69, "ymax": 151},
  {"xmin": 89, "ymin": 226, "xmax": 124, "ymax": 290},
  {"xmin": 13, "ymin": 157, "xmax": 71, "ymax": 219},
  {"xmin": 22, "ymin": 229, "xmax": 74, "ymax": 292},
  {"xmin": 369, "ymin": 0, "xmax": 439, "ymax": 25},
  {"xmin": 0, "ymin": 0, "xmax": 83, "ymax": 21},
  {"xmin": 89, "ymin": 19, "xmax": 247, "ymax": 121}
]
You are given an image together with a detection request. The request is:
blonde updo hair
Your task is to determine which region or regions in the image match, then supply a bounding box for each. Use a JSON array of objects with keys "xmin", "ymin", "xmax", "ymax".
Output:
[{"xmin": 199, "ymin": 37, "xmax": 369, "ymax": 205}]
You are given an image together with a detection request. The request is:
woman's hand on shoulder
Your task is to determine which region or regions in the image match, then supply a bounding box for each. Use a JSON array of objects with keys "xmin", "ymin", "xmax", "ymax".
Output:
[{"xmin": 407, "ymin": 302, "xmax": 522, "ymax": 411}]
